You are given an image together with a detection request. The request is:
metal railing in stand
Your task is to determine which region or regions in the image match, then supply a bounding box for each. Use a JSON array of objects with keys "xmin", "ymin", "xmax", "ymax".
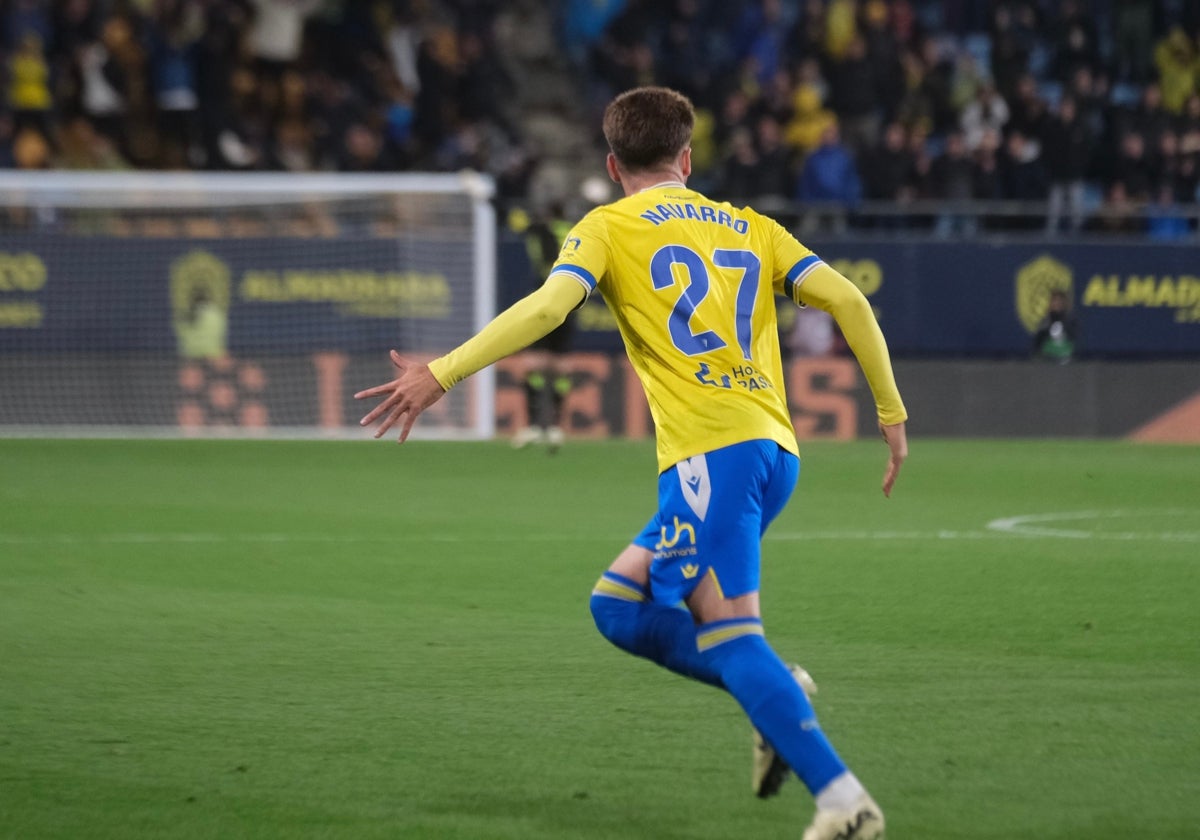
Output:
[{"xmin": 746, "ymin": 197, "xmax": 1200, "ymax": 241}]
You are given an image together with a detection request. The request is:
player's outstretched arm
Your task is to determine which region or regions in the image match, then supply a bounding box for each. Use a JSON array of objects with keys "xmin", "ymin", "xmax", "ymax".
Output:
[
  {"xmin": 356, "ymin": 274, "xmax": 585, "ymax": 442},
  {"xmin": 797, "ymin": 265, "xmax": 909, "ymax": 495}
]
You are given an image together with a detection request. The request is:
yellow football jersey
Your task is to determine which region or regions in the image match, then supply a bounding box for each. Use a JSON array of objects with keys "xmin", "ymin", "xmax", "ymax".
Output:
[{"xmin": 549, "ymin": 183, "xmax": 825, "ymax": 472}]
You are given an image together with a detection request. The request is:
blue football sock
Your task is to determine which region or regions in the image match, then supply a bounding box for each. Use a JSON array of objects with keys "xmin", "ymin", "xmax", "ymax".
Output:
[
  {"xmin": 591, "ymin": 576, "xmax": 848, "ymax": 794},
  {"xmin": 697, "ymin": 619, "xmax": 847, "ymax": 795},
  {"xmin": 590, "ymin": 572, "xmax": 723, "ymax": 688}
]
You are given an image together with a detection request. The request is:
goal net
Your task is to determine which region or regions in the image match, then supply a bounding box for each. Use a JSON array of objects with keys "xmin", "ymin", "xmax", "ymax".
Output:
[{"xmin": 0, "ymin": 171, "xmax": 496, "ymax": 439}]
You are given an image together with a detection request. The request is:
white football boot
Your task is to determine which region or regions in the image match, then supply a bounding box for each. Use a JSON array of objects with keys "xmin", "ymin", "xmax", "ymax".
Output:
[
  {"xmin": 802, "ymin": 794, "xmax": 885, "ymax": 840},
  {"xmin": 511, "ymin": 425, "xmax": 545, "ymax": 449},
  {"xmin": 752, "ymin": 664, "xmax": 818, "ymax": 798}
]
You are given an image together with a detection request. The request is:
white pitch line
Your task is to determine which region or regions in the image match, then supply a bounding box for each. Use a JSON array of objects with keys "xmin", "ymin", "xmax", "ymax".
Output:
[
  {"xmin": 3, "ymin": 524, "xmax": 1198, "ymax": 545},
  {"xmin": 0, "ymin": 533, "xmax": 371, "ymax": 545},
  {"xmin": 0, "ymin": 530, "xmax": 1002, "ymax": 545},
  {"xmin": 986, "ymin": 510, "xmax": 1200, "ymax": 542},
  {"xmin": 769, "ymin": 530, "xmax": 998, "ymax": 541},
  {"xmin": 0, "ymin": 532, "xmax": 618, "ymax": 545}
]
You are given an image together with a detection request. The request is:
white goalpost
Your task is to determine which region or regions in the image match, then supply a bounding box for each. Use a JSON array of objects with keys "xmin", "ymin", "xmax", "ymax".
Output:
[{"xmin": 0, "ymin": 171, "xmax": 496, "ymax": 440}]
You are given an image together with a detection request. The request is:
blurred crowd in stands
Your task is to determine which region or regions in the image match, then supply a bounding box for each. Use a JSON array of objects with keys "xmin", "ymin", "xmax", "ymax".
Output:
[
  {"xmin": 0, "ymin": 0, "xmax": 537, "ymax": 192},
  {"xmin": 567, "ymin": 0, "xmax": 1200, "ymax": 235},
  {"xmin": 4, "ymin": 0, "xmax": 1200, "ymax": 236}
]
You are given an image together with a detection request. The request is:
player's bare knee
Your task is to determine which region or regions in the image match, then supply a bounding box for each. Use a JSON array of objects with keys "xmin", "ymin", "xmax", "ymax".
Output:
[
  {"xmin": 606, "ymin": 544, "xmax": 652, "ymax": 586},
  {"xmin": 687, "ymin": 577, "xmax": 760, "ymax": 624}
]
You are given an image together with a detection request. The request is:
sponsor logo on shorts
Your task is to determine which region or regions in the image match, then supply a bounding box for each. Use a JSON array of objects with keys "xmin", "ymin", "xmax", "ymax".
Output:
[{"xmin": 654, "ymin": 515, "xmax": 698, "ymax": 560}]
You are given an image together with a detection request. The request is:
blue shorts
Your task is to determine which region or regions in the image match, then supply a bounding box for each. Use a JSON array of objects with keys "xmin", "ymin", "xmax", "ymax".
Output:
[{"xmin": 633, "ymin": 440, "xmax": 800, "ymax": 606}]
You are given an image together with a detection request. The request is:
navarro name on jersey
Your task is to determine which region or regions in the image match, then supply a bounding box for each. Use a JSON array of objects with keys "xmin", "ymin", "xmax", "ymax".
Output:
[{"xmin": 640, "ymin": 201, "xmax": 750, "ymax": 235}]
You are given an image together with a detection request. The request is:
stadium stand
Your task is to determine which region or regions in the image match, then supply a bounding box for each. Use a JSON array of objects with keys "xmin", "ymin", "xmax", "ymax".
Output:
[
  {"xmin": 571, "ymin": 0, "xmax": 1200, "ymax": 234},
  {"xmin": 2, "ymin": 0, "xmax": 1200, "ymax": 234}
]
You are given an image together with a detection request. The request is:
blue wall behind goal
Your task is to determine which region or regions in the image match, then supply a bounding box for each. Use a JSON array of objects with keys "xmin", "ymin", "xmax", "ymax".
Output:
[
  {"xmin": 0, "ymin": 235, "xmax": 471, "ymax": 354},
  {"xmin": 3, "ymin": 233, "xmax": 1199, "ymax": 358},
  {"xmin": 500, "ymin": 236, "xmax": 1200, "ymax": 358}
]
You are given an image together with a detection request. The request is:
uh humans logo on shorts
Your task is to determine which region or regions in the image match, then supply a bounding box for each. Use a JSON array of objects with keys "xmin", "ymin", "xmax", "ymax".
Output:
[{"xmin": 654, "ymin": 515, "xmax": 698, "ymax": 561}]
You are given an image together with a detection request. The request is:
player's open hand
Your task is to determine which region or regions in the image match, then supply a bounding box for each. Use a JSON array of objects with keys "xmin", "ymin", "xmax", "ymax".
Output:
[
  {"xmin": 355, "ymin": 350, "xmax": 446, "ymax": 443},
  {"xmin": 879, "ymin": 421, "xmax": 908, "ymax": 498}
]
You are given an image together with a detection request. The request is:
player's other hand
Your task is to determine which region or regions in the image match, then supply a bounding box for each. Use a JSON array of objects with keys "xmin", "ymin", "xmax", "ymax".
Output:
[
  {"xmin": 879, "ymin": 421, "xmax": 907, "ymax": 498},
  {"xmin": 355, "ymin": 350, "xmax": 446, "ymax": 443}
]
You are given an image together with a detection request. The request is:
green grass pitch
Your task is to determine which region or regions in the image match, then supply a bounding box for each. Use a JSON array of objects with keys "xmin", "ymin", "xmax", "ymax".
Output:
[{"xmin": 1, "ymin": 438, "xmax": 1198, "ymax": 839}]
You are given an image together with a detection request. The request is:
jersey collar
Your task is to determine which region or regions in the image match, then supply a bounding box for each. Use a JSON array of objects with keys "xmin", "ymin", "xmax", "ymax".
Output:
[{"xmin": 638, "ymin": 181, "xmax": 687, "ymax": 193}]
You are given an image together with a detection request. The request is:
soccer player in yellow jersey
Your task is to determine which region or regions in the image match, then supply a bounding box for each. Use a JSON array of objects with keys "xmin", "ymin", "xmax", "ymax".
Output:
[{"xmin": 357, "ymin": 87, "xmax": 907, "ymax": 840}]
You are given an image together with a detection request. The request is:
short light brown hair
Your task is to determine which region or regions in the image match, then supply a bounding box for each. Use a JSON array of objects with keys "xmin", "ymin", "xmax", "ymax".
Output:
[{"xmin": 602, "ymin": 87, "xmax": 694, "ymax": 172}]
